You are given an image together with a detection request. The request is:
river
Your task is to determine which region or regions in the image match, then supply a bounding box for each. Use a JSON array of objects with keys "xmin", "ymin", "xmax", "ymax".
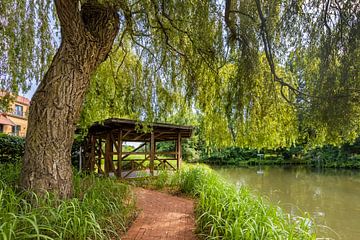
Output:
[{"xmin": 214, "ymin": 166, "xmax": 360, "ymax": 240}]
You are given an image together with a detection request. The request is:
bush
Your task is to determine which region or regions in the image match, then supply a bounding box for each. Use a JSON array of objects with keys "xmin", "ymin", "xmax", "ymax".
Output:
[
  {"xmin": 0, "ymin": 133, "xmax": 25, "ymax": 163},
  {"xmin": 200, "ymin": 147, "xmax": 259, "ymax": 165},
  {"xmin": 0, "ymin": 133, "xmax": 85, "ymax": 169}
]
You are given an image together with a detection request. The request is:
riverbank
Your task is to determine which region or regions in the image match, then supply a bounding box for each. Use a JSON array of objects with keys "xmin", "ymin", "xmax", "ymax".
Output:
[
  {"xmin": 201, "ymin": 157, "xmax": 360, "ymax": 169},
  {"xmin": 199, "ymin": 145, "xmax": 360, "ymax": 169},
  {"xmin": 198, "ymin": 150, "xmax": 360, "ymax": 169},
  {"xmin": 214, "ymin": 165, "xmax": 360, "ymax": 240}
]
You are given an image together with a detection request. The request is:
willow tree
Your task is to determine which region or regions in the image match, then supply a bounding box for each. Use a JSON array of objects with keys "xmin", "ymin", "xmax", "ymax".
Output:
[{"xmin": 1, "ymin": 0, "xmax": 359, "ymax": 197}]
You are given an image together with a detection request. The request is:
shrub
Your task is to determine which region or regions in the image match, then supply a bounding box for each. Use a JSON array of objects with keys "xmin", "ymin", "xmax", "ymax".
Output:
[
  {"xmin": 0, "ymin": 133, "xmax": 85, "ymax": 169},
  {"xmin": 0, "ymin": 133, "xmax": 25, "ymax": 163},
  {"xmin": 200, "ymin": 147, "xmax": 259, "ymax": 165}
]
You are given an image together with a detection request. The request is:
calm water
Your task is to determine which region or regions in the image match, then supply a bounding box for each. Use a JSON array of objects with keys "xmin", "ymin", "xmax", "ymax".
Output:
[{"xmin": 214, "ymin": 166, "xmax": 360, "ymax": 240}]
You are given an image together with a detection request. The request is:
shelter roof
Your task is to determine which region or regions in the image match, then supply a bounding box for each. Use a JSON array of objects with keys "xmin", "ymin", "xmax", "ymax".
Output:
[{"xmin": 88, "ymin": 118, "xmax": 193, "ymax": 141}]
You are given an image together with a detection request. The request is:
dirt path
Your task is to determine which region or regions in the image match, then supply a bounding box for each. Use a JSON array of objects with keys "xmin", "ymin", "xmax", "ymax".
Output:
[{"xmin": 122, "ymin": 188, "xmax": 197, "ymax": 240}]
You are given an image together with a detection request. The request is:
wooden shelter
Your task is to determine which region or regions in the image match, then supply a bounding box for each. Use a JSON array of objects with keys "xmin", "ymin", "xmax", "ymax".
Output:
[{"xmin": 83, "ymin": 118, "xmax": 193, "ymax": 178}]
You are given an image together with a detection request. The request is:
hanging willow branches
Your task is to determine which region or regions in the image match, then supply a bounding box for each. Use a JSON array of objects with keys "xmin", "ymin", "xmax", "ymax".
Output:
[{"xmin": 1, "ymin": 0, "xmax": 359, "ymax": 148}]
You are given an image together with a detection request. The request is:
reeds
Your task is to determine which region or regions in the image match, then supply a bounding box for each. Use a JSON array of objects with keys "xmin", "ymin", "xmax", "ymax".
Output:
[
  {"xmin": 174, "ymin": 165, "xmax": 316, "ymax": 240},
  {"xmin": 0, "ymin": 164, "xmax": 135, "ymax": 240}
]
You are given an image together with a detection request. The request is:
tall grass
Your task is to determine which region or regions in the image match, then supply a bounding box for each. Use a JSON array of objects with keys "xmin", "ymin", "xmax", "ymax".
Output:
[
  {"xmin": 0, "ymin": 164, "xmax": 135, "ymax": 240},
  {"xmin": 165, "ymin": 164, "xmax": 316, "ymax": 239}
]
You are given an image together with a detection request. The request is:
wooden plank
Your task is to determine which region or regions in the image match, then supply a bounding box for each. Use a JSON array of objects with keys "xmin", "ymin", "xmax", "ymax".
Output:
[
  {"xmin": 177, "ymin": 132, "xmax": 182, "ymax": 170},
  {"xmin": 133, "ymin": 133, "xmax": 148, "ymax": 141},
  {"xmin": 97, "ymin": 138, "xmax": 102, "ymax": 174},
  {"xmin": 155, "ymin": 160, "xmax": 176, "ymax": 170},
  {"xmin": 110, "ymin": 131, "xmax": 119, "ymax": 152},
  {"xmin": 122, "ymin": 129, "xmax": 132, "ymax": 139},
  {"xmin": 104, "ymin": 134, "xmax": 110, "ymax": 175},
  {"xmin": 165, "ymin": 160, "xmax": 177, "ymax": 170},
  {"xmin": 117, "ymin": 130, "xmax": 123, "ymax": 177},
  {"xmin": 144, "ymin": 131, "xmax": 167, "ymax": 141},
  {"xmin": 135, "ymin": 160, "xmax": 147, "ymax": 169},
  {"xmin": 109, "ymin": 135, "xmax": 116, "ymax": 173},
  {"xmin": 89, "ymin": 135, "xmax": 95, "ymax": 171}
]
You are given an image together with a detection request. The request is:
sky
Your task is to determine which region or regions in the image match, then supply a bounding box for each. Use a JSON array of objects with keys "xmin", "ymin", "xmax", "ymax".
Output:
[{"xmin": 21, "ymin": 84, "xmax": 38, "ymax": 100}]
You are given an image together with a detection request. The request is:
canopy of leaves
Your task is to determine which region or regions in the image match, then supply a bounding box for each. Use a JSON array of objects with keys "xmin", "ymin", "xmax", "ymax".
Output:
[{"xmin": 1, "ymin": 0, "xmax": 360, "ymax": 148}]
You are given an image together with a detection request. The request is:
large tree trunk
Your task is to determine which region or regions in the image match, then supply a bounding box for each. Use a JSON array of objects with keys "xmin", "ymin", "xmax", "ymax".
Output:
[{"xmin": 20, "ymin": 0, "xmax": 119, "ymax": 198}]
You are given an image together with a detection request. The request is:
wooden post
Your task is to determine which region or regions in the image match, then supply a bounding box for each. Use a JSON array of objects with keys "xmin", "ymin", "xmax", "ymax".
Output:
[
  {"xmin": 177, "ymin": 132, "xmax": 182, "ymax": 170},
  {"xmin": 117, "ymin": 130, "xmax": 123, "ymax": 178},
  {"xmin": 145, "ymin": 142, "xmax": 147, "ymax": 159},
  {"xmin": 97, "ymin": 138, "xmax": 102, "ymax": 174},
  {"xmin": 108, "ymin": 133, "xmax": 115, "ymax": 174},
  {"xmin": 89, "ymin": 135, "xmax": 95, "ymax": 172},
  {"xmin": 150, "ymin": 132, "xmax": 155, "ymax": 176},
  {"xmin": 105, "ymin": 133, "xmax": 111, "ymax": 176}
]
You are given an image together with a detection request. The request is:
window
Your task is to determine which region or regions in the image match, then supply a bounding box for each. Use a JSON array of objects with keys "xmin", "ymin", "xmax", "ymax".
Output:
[
  {"xmin": 14, "ymin": 105, "xmax": 23, "ymax": 117},
  {"xmin": 12, "ymin": 125, "xmax": 20, "ymax": 136},
  {"xmin": 0, "ymin": 124, "xmax": 3, "ymax": 133}
]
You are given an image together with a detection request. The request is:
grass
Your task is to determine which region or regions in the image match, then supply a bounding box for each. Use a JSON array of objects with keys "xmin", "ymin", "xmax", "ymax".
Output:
[
  {"xmin": 0, "ymin": 163, "xmax": 136, "ymax": 240},
  {"xmin": 137, "ymin": 164, "xmax": 317, "ymax": 240},
  {"xmin": 0, "ymin": 162, "xmax": 317, "ymax": 239}
]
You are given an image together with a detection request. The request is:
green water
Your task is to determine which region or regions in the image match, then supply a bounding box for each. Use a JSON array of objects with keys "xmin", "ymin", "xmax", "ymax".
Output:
[{"xmin": 215, "ymin": 166, "xmax": 360, "ymax": 240}]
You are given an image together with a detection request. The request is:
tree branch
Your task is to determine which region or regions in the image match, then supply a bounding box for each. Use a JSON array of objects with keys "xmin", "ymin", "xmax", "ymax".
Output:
[
  {"xmin": 54, "ymin": 0, "xmax": 84, "ymax": 42},
  {"xmin": 255, "ymin": 0, "xmax": 309, "ymax": 101}
]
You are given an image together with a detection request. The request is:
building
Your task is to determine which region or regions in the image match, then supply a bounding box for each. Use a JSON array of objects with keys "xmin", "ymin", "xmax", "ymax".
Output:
[{"xmin": 0, "ymin": 93, "xmax": 30, "ymax": 137}]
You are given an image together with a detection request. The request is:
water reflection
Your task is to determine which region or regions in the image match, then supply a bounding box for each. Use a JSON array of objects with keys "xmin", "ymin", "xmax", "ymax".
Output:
[{"xmin": 214, "ymin": 166, "xmax": 360, "ymax": 240}]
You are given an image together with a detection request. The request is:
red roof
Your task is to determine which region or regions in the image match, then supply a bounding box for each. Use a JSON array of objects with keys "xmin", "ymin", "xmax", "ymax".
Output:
[
  {"xmin": 0, "ymin": 114, "xmax": 16, "ymax": 126},
  {"xmin": 0, "ymin": 91, "xmax": 30, "ymax": 105},
  {"xmin": 16, "ymin": 95, "xmax": 30, "ymax": 105}
]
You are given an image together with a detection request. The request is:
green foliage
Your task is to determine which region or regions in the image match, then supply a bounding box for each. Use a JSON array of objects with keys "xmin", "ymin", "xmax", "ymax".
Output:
[
  {"xmin": 2, "ymin": 0, "xmax": 360, "ymax": 149},
  {"xmin": 151, "ymin": 170, "xmax": 170, "ymax": 189},
  {"xmin": 156, "ymin": 138, "xmax": 200, "ymax": 162},
  {"xmin": 0, "ymin": 133, "xmax": 87, "ymax": 169},
  {"xmin": 302, "ymin": 144, "xmax": 360, "ymax": 169},
  {"xmin": 284, "ymin": 0, "xmax": 360, "ymax": 145},
  {"xmin": 0, "ymin": 164, "xmax": 136, "ymax": 240},
  {"xmin": 200, "ymin": 138, "xmax": 360, "ymax": 169},
  {"xmin": 0, "ymin": 0, "xmax": 56, "ymax": 93},
  {"xmin": 201, "ymin": 147, "xmax": 258, "ymax": 165},
  {"xmin": 0, "ymin": 134, "xmax": 25, "ymax": 164},
  {"xmin": 0, "ymin": 162, "xmax": 21, "ymax": 185}
]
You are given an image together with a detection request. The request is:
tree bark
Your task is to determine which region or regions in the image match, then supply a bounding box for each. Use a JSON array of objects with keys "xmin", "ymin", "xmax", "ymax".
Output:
[{"xmin": 20, "ymin": 0, "xmax": 120, "ymax": 198}]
